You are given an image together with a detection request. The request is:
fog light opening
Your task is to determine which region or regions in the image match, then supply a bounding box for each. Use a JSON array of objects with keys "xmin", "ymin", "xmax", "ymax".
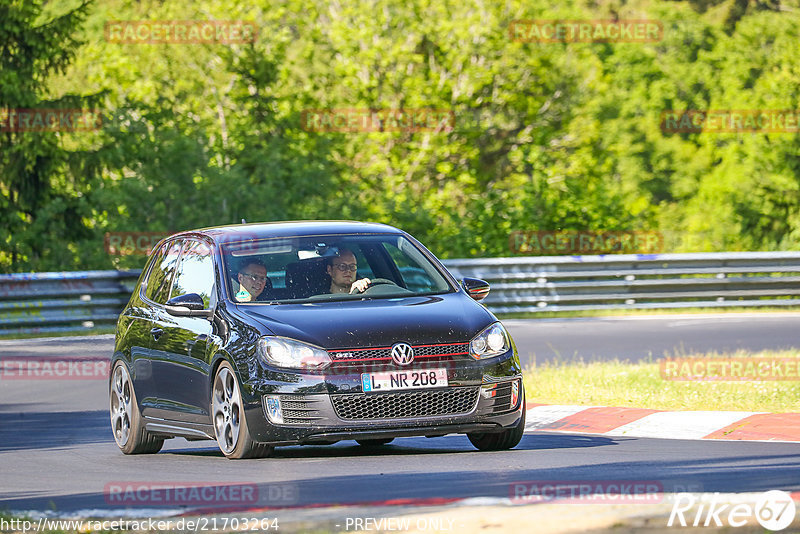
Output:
[
  {"xmin": 264, "ymin": 395, "xmax": 283, "ymax": 424},
  {"xmin": 511, "ymin": 380, "xmax": 520, "ymax": 408}
]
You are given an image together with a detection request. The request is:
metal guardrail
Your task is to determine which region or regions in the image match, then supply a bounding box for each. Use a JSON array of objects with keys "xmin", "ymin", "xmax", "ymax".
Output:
[
  {"xmin": 444, "ymin": 251, "xmax": 800, "ymax": 314},
  {"xmin": 2, "ymin": 252, "xmax": 800, "ymax": 335},
  {"xmin": 0, "ymin": 270, "xmax": 141, "ymax": 336}
]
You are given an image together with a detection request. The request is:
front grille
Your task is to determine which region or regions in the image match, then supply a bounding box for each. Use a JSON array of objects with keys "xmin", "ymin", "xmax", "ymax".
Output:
[
  {"xmin": 331, "ymin": 387, "xmax": 479, "ymax": 420},
  {"xmin": 329, "ymin": 342, "xmax": 470, "ymax": 362}
]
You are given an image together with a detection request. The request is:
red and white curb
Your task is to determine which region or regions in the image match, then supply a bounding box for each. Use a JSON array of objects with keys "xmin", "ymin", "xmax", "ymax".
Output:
[{"xmin": 524, "ymin": 403, "xmax": 800, "ymax": 442}]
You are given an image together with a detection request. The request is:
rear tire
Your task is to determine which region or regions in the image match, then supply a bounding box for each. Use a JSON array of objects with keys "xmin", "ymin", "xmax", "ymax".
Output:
[
  {"xmin": 355, "ymin": 438, "xmax": 394, "ymax": 447},
  {"xmin": 110, "ymin": 361, "xmax": 164, "ymax": 454},
  {"xmin": 467, "ymin": 395, "xmax": 526, "ymax": 452},
  {"xmin": 212, "ymin": 361, "xmax": 273, "ymax": 459}
]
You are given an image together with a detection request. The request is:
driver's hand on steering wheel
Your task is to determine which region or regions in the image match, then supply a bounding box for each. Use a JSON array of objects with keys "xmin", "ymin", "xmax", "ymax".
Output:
[{"xmin": 349, "ymin": 278, "xmax": 372, "ymax": 294}]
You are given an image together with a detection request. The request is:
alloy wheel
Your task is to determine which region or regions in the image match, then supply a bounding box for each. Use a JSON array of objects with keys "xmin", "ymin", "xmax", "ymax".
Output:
[
  {"xmin": 212, "ymin": 366, "xmax": 241, "ymax": 454},
  {"xmin": 110, "ymin": 364, "xmax": 133, "ymax": 446}
]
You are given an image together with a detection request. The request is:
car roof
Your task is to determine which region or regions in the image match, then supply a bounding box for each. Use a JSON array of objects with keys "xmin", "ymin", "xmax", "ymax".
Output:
[{"xmin": 172, "ymin": 220, "xmax": 403, "ymax": 243}]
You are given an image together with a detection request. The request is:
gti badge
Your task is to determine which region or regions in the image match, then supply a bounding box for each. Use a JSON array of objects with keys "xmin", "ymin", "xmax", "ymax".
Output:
[{"xmin": 391, "ymin": 343, "xmax": 414, "ymax": 366}]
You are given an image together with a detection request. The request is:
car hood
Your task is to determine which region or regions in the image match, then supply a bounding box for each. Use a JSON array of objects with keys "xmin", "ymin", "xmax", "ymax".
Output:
[{"xmin": 235, "ymin": 293, "xmax": 495, "ymax": 349}]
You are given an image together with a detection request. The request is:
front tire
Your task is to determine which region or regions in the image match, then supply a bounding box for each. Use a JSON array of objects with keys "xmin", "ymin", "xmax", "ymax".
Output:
[
  {"xmin": 110, "ymin": 361, "xmax": 163, "ymax": 454},
  {"xmin": 212, "ymin": 361, "xmax": 272, "ymax": 459},
  {"xmin": 467, "ymin": 396, "xmax": 526, "ymax": 452}
]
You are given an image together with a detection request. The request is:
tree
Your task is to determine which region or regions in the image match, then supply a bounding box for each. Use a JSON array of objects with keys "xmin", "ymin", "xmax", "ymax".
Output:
[{"xmin": 0, "ymin": 0, "xmax": 106, "ymax": 272}]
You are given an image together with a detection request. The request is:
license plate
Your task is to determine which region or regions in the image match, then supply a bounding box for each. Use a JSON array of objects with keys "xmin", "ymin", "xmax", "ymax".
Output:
[{"xmin": 361, "ymin": 368, "xmax": 448, "ymax": 392}]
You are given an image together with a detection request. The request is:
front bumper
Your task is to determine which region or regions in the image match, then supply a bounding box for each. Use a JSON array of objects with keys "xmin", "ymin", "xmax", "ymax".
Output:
[{"xmin": 241, "ymin": 350, "xmax": 524, "ymax": 445}]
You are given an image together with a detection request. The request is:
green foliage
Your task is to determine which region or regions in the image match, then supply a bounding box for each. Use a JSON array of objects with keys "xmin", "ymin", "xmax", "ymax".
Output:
[
  {"xmin": 3, "ymin": 0, "xmax": 800, "ymax": 272},
  {"xmin": 0, "ymin": 0, "xmax": 105, "ymax": 271},
  {"xmin": 523, "ymin": 349, "xmax": 800, "ymax": 412}
]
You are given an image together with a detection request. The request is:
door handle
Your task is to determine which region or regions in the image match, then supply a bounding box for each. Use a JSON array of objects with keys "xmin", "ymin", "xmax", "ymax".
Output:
[{"xmin": 150, "ymin": 327, "xmax": 164, "ymax": 341}]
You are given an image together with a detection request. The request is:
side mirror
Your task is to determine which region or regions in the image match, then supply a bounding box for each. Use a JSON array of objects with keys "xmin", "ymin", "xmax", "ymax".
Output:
[
  {"xmin": 165, "ymin": 293, "xmax": 212, "ymax": 317},
  {"xmin": 462, "ymin": 278, "xmax": 490, "ymax": 301}
]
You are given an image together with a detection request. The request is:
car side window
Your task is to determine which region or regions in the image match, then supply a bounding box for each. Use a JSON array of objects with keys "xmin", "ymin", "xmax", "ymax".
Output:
[
  {"xmin": 144, "ymin": 240, "xmax": 183, "ymax": 304},
  {"xmin": 170, "ymin": 239, "xmax": 215, "ymax": 308},
  {"xmin": 350, "ymin": 247, "xmax": 375, "ymax": 280},
  {"xmin": 383, "ymin": 242, "xmax": 441, "ymax": 292}
]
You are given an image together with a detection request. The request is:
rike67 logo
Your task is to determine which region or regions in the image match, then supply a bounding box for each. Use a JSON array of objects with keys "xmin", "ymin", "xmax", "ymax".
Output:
[{"xmin": 668, "ymin": 491, "xmax": 796, "ymax": 531}]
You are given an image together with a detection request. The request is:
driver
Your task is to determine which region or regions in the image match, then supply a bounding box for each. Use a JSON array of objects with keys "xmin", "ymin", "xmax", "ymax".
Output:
[
  {"xmin": 235, "ymin": 259, "xmax": 271, "ymax": 302},
  {"xmin": 326, "ymin": 249, "xmax": 371, "ymax": 294}
]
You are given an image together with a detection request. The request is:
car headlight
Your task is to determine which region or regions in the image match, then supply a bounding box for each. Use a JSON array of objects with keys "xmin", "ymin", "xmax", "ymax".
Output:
[
  {"xmin": 256, "ymin": 336, "xmax": 331, "ymax": 370},
  {"xmin": 469, "ymin": 322, "xmax": 511, "ymax": 359}
]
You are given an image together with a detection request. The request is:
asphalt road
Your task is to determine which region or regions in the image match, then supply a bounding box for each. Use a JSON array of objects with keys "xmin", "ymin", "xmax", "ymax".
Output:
[
  {"xmin": 506, "ymin": 312, "xmax": 800, "ymax": 364},
  {"xmin": 0, "ymin": 314, "xmax": 799, "ymax": 516}
]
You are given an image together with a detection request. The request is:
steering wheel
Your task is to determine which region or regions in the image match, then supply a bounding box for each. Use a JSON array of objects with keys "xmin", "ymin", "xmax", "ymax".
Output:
[{"xmin": 354, "ymin": 278, "xmax": 398, "ymax": 294}]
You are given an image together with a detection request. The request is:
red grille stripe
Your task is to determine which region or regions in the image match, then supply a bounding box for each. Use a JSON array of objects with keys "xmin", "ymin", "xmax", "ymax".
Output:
[{"xmin": 329, "ymin": 342, "xmax": 469, "ymax": 362}]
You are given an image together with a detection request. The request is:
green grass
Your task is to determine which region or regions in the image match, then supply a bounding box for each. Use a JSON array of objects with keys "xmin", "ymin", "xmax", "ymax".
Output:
[
  {"xmin": 501, "ymin": 306, "xmax": 800, "ymax": 320},
  {"xmin": 523, "ymin": 349, "xmax": 800, "ymax": 412}
]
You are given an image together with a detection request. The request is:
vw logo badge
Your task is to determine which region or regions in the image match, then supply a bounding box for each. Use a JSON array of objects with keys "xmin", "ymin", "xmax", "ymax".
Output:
[{"xmin": 391, "ymin": 343, "xmax": 414, "ymax": 366}]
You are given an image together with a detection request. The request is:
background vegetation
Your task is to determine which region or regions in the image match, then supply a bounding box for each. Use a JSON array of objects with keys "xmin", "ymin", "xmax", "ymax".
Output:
[
  {"xmin": 523, "ymin": 349, "xmax": 800, "ymax": 412},
  {"xmin": 2, "ymin": 0, "xmax": 800, "ymax": 272}
]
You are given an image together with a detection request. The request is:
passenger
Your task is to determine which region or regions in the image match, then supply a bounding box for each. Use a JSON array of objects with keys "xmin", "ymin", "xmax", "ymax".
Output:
[
  {"xmin": 326, "ymin": 249, "xmax": 371, "ymax": 294},
  {"xmin": 235, "ymin": 259, "xmax": 270, "ymax": 302}
]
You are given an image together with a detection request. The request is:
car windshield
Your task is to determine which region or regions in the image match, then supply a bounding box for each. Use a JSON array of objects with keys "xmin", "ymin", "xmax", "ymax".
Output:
[{"xmin": 220, "ymin": 234, "xmax": 454, "ymax": 304}]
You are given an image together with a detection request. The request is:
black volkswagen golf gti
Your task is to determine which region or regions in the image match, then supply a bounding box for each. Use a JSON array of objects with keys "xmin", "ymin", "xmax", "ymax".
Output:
[{"xmin": 110, "ymin": 221, "xmax": 525, "ymax": 458}]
